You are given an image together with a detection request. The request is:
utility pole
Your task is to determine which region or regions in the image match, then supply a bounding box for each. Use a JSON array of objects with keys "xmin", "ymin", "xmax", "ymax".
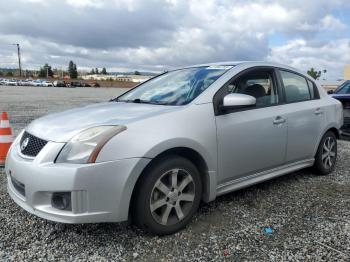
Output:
[{"xmin": 12, "ymin": 44, "xmax": 22, "ymax": 77}]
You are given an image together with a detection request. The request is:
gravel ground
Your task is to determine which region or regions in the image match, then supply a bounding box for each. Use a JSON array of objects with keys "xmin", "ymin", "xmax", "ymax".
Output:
[{"xmin": 0, "ymin": 86, "xmax": 349, "ymax": 261}]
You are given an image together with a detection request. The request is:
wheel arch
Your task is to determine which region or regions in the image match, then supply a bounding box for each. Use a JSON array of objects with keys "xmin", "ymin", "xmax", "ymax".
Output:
[
  {"xmin": 328, "ymin": 127, "xmax": 340, "ymax": 139},
  {"xmin": 129, "ymin": 146, "xmax": 215, "ymax": 219},
  {"xmin": 151, "ymin": 147, "xmax": 212, "ymax": 201},
  {"xmin": 313, "ymin": 125, "xmax": 340, "ymax": 157}
]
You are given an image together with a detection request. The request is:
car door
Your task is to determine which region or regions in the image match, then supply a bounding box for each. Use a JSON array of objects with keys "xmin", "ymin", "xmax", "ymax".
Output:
[
  {"xmin": 333, "ymin": 81, "xmax": 350, "ymax": 109},
  {"xmin": 214, "ymin": 68, "xmax": 288, "ymax": 184},
  {"xmin": 277, "ymin": 70, "xmax": 325, "ymax": 163}
]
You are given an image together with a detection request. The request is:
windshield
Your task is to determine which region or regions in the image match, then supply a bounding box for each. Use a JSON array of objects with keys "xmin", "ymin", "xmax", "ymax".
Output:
[
  {"xmin": 335, "ymin": 81, "xmax": 350, "ymax": 94},
  {"xmin": 117, "ymin": 66, "xmax": 232, "ymax": 105}
]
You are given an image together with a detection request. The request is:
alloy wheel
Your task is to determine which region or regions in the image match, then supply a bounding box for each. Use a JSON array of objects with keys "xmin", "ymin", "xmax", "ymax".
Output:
[
  {"xmin": 150, "ymin": 169, "xmax": 195, "ymax": 226},
  {"xmin": 322, "ymin": 136, "xmax": 336, "ymax": 169}
]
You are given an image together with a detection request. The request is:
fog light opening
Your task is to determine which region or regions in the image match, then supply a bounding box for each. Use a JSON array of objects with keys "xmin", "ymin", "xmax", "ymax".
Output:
[{"xmin": 51, "ymin": 192, "xmax": 72, "ymax": 211}]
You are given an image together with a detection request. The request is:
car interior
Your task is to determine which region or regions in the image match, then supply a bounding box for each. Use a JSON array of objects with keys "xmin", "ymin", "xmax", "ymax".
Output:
[
  {"xmin": 227, "ymin": 71, "xmax": 278, "ymax": 107},
  {"xmin": 280, "ymin": 70, "xmax": 312, "ymax": 103}
]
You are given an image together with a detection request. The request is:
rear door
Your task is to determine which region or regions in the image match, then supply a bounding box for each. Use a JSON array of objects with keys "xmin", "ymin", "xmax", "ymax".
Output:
[{"xmin": 277, "ymin": 70, "xmax": 325, "ymax": 163}]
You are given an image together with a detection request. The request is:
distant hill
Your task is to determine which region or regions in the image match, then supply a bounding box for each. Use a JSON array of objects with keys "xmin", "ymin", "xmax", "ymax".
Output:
[{"xmin": 0, "ymin": 68, "xmax": 16, "ymax": 72}]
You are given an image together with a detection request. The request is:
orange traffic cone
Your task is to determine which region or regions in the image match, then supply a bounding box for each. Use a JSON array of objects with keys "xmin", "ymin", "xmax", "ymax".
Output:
[{"xmin": 0, "ymin": 112, "xmax": 14, "ymax": 166}]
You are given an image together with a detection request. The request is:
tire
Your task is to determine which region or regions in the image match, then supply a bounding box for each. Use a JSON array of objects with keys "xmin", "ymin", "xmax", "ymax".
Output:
[
  {"xmin": 313, "ymin": 131, "xmax": 337, "ymax": 175},
  {"xmin": 132, "ymin": 155, "xmax": 202, "ymax": 235}
]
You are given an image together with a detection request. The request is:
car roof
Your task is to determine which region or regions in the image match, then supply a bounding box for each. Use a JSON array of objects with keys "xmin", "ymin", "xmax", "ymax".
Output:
[
  {"xmin": 185, "ymin": 61, "xmax": 246, "ymax": 67},
  {"xmin": 178, "ymin": 61, "xmax": 312, "ymax": 81},
  {"xmin": 183, "ymin": 61, "xmax": 295, "ymax": 69}
]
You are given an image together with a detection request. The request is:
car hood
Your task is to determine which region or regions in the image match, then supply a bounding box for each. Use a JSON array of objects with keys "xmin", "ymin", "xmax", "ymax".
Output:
[
  {"xmin": 332, "ymin": 94, "xmax": 350, "ymax": 99},
  {"xmin": 26, "ymin": 102, "xmax": 179, "ymax": 142}
]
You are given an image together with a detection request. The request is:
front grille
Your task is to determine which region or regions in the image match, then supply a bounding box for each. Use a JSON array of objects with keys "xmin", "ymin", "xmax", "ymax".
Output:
[
  {"xmin": 11, "ymin": 176, "xmax": 25, "ymax": 197},
  {"xmin": 20, "ymin": 131, "xmax": 48, "ymax": 157}
]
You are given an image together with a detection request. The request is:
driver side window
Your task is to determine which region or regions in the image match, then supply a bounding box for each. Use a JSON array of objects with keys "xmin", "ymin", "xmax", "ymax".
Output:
[{"xmin": 226, "ymin": 70, "xmax": 279, "ymax": 108}]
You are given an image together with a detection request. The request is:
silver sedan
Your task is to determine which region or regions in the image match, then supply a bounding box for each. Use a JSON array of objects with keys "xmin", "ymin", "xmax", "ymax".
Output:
[{"xmin": 5, "ymin": 62, "xmax": 343, "ymax": 235}]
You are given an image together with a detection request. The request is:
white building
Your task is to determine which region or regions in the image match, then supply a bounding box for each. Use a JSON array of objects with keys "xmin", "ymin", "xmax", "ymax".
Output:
[
  {"xmin": 344, "ymin": 65, "xmax": 350, "ymax": 80},
  {"xmin": 82, "ymin": 74, "xmax": 152, "ymax": 83},
  {"xmin": 317, "ymin": 80, "xmax": 345, "ymax": 91}
]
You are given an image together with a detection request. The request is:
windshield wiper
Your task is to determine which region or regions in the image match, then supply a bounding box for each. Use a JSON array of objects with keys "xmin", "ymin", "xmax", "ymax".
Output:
[
  {"xmin": 133, "ymin": 99, "xmax": 169, "ymax": 105},
  {"xmin": 117, "ymin": 98, "xmax": 168, "ymax": 105}
]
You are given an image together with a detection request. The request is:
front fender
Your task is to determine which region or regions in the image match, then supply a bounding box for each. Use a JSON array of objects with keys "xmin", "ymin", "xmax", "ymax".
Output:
[
  {"xmin": 143, "ymin": 137, "xmax": 216, "ymax": 172},
  {"xmin": 142, "ymin": 138, "xmax": 218, "ymax": 202}
]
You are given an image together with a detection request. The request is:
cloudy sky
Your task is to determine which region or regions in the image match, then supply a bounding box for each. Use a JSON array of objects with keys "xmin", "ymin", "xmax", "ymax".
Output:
[{"xmin": 0, "ymin": 0, "xmax": 349, "ymax": 79}]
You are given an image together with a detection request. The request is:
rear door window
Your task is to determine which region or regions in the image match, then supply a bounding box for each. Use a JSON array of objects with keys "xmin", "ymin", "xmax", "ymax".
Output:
[{"xmin": 280, "ymin": 70, "xmax": 311, "ymax": 103}]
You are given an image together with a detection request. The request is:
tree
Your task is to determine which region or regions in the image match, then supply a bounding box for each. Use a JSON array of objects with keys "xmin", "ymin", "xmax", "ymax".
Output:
[
  {"xmin": 6, "ymin": 71, "xmax": 13, "ymax": 77},
  {"xmin": 68, "ymin": 61, "xmax": 78, "ymax": 79},
  {"xmin": 73, "ymin": 64, "xmax": 77, "ymax": 78},
  {"xmin": 38, "ymin": 68, "xmax": 45, "ymax": 78},
  {"xmin": 307, "ymin": 68, "xmax": 322, "ymax": 80},
  {"xmin": 101, "ymin": 67, "xmax": 107, "ymax": 75},
  {"xmin": 95, "ymin": 68, "xmax": 99, "ymax": 74},
  {"xmin": 24, "ymin": 70, "xmax": 33, "ymax": 78},
  {"xmin": 134, "ymin": 70, "xmax": 140, "ymax": 75},
  {"xmin": 90, "ymin": 68, "xmax": 95, "ymax": 75},
  {"xmin": 0, "ymin": 71, "xmax": 3, "ymax": 77},
  {"xmin": 39, "ymin": 63, "xmax": 54, "ymax": 78}
]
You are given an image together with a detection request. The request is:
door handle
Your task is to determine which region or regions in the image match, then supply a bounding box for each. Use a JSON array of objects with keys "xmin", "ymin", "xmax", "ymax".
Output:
[
  {"xmin": 315, "ymin": 108, "xmax": 324, "ymax": 115},
  {"xmin": 273, "ymin": 116, "xmax": 286, "ymax": 125}
]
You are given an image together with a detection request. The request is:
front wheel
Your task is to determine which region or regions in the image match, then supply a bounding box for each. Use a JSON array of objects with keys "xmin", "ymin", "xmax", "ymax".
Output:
[
  {"xmin": 313, "ymin": 131, "xmax": 338, "ymax": 175},
  {"xmin": 132, "ymin": 156, "xmax": 202, "ymax": 235}
]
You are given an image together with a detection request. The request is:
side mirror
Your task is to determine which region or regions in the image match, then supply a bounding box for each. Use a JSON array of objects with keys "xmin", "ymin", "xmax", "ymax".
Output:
[
  {"xmin": 221, "ymin": 93, "xmax": 256, "ymax": 110},
  {"xmin": 327, "ymin": 90, "xmax": 334, "ymax": 94}
]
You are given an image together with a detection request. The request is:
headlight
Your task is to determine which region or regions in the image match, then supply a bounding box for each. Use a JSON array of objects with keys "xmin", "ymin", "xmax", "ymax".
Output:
[
  {"xmin": 56, "ymin": 125, "xmax": 126, "ymax": 164},
  {"xmin": 14, "ymin": 129, "xmax": 25, "ymax": 145}
]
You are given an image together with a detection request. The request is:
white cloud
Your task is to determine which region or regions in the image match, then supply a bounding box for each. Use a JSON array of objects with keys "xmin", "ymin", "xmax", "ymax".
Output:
[
  {"xmin": 66, "ymin": 0, "xmax": 104, "ymax": 8},
  {"xmin": 268, "ymin": 39, "xmax": 350, "ymax": 79},
  {"xmin": 0, "ymin": 0, "xmax": 349, "ymax": 79},
  {"xmin": 20, "ymin": 0, "xmax": 45, "ymax": 3},
  {"xmin": 320, "ymin": 15, "xmax": 347, "ymax": 31}
]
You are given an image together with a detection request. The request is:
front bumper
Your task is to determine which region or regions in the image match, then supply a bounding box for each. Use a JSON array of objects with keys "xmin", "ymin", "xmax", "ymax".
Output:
[{"xmin": 5, "ymin": 140, "xmax": 150, "ymax": 223}]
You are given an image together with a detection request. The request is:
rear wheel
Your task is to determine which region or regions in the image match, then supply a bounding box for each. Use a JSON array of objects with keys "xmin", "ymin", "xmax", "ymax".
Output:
[
  {"xmin": 313, "ymin": 131, "xmax": 337, "ymax": 175},
  {"xmin": 133, "ymin": 156, "xmax": 202, "ymax": 235}
]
